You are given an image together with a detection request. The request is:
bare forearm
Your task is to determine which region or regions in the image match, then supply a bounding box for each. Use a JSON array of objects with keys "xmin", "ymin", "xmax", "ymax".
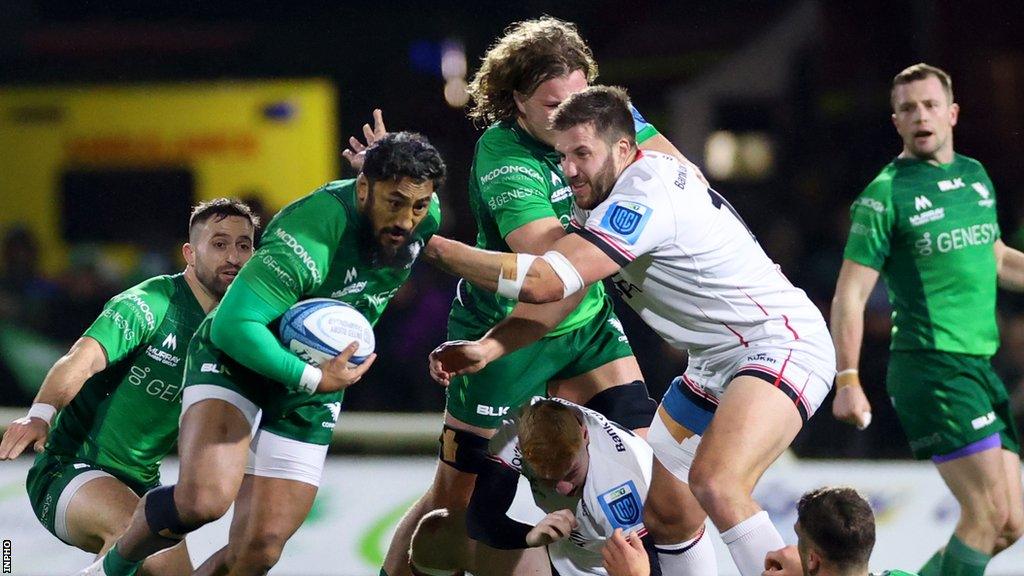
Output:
[
  {"xmin": 830, "ymin": 296, "xmax": 866, "ymax": 371},
  {"xmin": 35, "ymin": 341, "xmax": 105, "ymax": 409},
  {"xmin": 482, "ymin": 292, "xmax": 586, "ymax": 358},
  {"xmin": 425, "ymin": 235, "xmax": 506, "ymax": 291}
]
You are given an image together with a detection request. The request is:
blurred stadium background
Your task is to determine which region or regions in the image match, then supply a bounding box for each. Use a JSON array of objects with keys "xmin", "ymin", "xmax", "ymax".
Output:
[{"xmin": 0, "ymin": 1, "xmax": 1022, "ymax": 574}]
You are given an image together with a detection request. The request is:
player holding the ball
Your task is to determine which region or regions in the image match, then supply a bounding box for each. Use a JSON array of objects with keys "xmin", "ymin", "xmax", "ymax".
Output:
[{"xmin": 78, "ymin": 132, "xmax": 446, "ymax": 576}]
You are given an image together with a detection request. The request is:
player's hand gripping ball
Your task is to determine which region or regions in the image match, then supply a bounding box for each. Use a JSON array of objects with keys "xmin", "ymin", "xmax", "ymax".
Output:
[{"xmin": 280, "ymin": 298, "xmax": 375, "ymax": 367}]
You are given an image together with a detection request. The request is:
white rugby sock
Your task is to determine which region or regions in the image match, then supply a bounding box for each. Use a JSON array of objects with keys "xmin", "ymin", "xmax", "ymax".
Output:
[
  {"xmin": 720, "ymin": 510, "xmax": 784, "ymax": 576},
  {"xmin": 654, "ymin": 525, "xmax": 717, "ymax": 575}
]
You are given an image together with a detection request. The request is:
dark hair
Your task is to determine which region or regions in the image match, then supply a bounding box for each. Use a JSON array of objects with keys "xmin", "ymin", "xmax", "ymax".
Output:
[
  {"xmin": 362, "ymin": 132, "xmax": 446, "ymax": 191},
  {"xmin": 188, "ymin": 198, "xmax": 260, "ymax": 238},
  {"xmin": 797, "ymin": 487, "xmax": 876, "ymax": 567},
  {"xmin": 551, "ymin": 85, "xmax": 635, "ymax": 146},
  {"xmin": 891, "ymin": 63, "xmax": 953, "ymax": 107},
  {"xmin": 467, "ymin": 16, "xmax": 598, "ymax": 125}
]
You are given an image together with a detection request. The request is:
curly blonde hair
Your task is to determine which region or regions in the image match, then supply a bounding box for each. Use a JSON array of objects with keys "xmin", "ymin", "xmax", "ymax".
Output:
[{"xmin": 467, "ymin": 16, "xmax": 598, "ymax": 125}]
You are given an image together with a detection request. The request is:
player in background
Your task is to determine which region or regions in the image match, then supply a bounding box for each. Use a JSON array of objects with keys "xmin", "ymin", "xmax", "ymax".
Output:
[
  {"xmin": 598, "ymin": 486, "xmax": 918, "ymax": 576},
  {"xmin": 409, "ymin": 398, "xmax": 655, "ymax": 576},
  {"xmin": 830, "ymin": 63, "xmax": 1024, "ymax": 576},
  {"xmin": 382, "ymin": 18, "xmax": 703, "ymax": 574},
  {"xmin": 0, "ymin": 199, "xmax": 257, "ymax": 575},
  {"xmin": 763, "ymin": 487, "xmax": 918, "ymax": 576},
  {"xmin": 426, "ymin": 86, "xmax": 836, "ymax": 576},
  {"xmin": 77, "ymin": 132, "xmax": 446, "ymax": 576}
]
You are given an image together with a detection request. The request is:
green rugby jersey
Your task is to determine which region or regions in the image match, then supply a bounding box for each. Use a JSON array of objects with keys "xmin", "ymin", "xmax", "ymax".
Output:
[
  {"xmin": 46, "ymin": 273, "xmax": 204, "ymax": 487},
  {"xmin": 844, "ymin": 154, "xmax": 1000, "ymax": 355},
  {"xmin": 453, "ymin": 113, "xmax": 658, "ymax": 337},
  {"xmin": 204, "ymin": 179, "xmax": 441, "ymax": 391}
]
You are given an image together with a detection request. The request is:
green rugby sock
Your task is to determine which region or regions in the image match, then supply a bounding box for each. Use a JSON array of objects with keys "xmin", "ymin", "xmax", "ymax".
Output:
[
  {"xmin": 919, "ymin": 549, "xmax": 943, "ymax": 576},
  {"xmin": 102, "ymin": 544, "xmax": 141, "ymax": 576},
  {"xmin": 940, "ymin": 535, "xmax": 990, "ymax": 576}
]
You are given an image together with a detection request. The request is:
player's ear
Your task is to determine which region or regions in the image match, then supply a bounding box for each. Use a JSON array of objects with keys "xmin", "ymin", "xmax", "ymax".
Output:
[
  {"xmin": 182, "ymin": 243, "xmax": 195, "ymax": 266},
  {"xmin": 949, "ymin": 102, "xmax": 959, "ymax": 127},
  {"xmin": 806, "ymin": 549, "xmax": 821, "ymax": 573},
  {"xmin": 513, "ymin": 90, "xmax": 528, "ymax": 115},
  {"xmin": 356, "ymin": 174, "xmax": 370, "ymax": 206}
]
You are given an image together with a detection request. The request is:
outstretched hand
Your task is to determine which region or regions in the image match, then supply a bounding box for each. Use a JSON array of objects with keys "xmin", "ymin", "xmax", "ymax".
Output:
[
  {"xmin": 342, "ymin": 109, "xmax": 387, "ymax": 171},
  {"xmin": 428, "ymin": 340, "xmax": 492, "ymax": 386}
]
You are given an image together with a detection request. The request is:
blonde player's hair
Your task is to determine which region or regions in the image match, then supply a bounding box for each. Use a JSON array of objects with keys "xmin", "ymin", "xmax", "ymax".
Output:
[
  {"xmin": 891, "ymin": 62, "xmax": 954, "ymax": 108},
  {"xmin": 467, "ymin": 16, "xmax": 598, "ymax": 126},
  {"xmin": 518, "ymin": 400, "xmax": 584, "ymax": 479}
]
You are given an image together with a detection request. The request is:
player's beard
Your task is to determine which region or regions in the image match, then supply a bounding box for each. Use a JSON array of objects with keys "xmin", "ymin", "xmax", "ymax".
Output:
[
  {"xmin": 360, "ymin": 194, "xmax": 417, "ymax": 269},
  {"xmin": 194, "ymin": 263, "xmax": 235, "ymax": 299},
  {"xmin": 573, "ymin": 155, "xmax": 618, "ymax": 209}
]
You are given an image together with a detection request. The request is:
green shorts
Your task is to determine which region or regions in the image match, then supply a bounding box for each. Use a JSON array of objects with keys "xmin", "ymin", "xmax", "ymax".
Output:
[
  {"xmin": 182, "ymin": 325, "xmax": 342, "ymax": 446},
  {"xmin": 26, "ymin": 452, "xmax": 154, "ymax": 545},
  {"xmin": 887, "ymin": 350, "xmax": 1020, "ymax": 459},
  {"xmin": 446, "ymin": 297, "xmax": 634, "ymax": 429}
]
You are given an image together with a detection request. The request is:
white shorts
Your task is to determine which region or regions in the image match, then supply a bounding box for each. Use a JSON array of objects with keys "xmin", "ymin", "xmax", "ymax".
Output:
[
  {"xmin": 180, "ymin": 384, "xmax": 260, "ymax": 429},
  {"xmin": 650, "ymin": 333, "xmax": 835, "ymax": 483},
  {"xmin": 246, "ymin": 429, "xmax": 328, "ymax": 487}
]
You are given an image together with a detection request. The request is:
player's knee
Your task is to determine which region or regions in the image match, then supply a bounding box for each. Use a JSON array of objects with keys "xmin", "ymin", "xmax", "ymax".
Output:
[
  {"xmin": 999, "ymin": 513, "xmax": 1024, "ymax": 550},
  {"xmin": 688, "ymin": 463, "xmax": 745, "ymax": 516},
  {"xmin": 643, "ymin": 498, "xmax": 704, "ymax": 543},
  {"xmin": 236, "ymin": 528, "xmax": 289, "ymax": 571},
  {"xmin": 172, "ymin": 482, "xmax": 234, "ymax": 526},
  {"xmin": 583, "ymin": 380, "xmax": 657, "ymax": 430}
]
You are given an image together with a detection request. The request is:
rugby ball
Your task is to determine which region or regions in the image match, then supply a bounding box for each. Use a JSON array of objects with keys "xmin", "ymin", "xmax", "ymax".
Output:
[{"xmin": 279, "ymin": 298, "xmax": 375, "ymax": 366}]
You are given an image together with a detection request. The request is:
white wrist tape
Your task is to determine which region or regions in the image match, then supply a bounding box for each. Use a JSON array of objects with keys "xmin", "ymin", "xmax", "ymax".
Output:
[
  {"xmin": 836, "ymin": 368, "xmax": 859, "ymax": 377},
  {"xmin": 298, "ymin": 365, "xmax": 323, "ymax": 395},
  {"xmin": 541, "ymin": 251, "xmax": 585, "ymax": 298},
  {"xmin": 27, "ymin": 403, "xmax": 57, "ymax": 425},
  {"xmin": 496, "ymin": 253, "xmax": 538, "ymax": 300}
]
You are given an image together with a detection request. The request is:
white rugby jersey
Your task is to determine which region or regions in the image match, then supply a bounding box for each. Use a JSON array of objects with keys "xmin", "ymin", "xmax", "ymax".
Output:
[
  {"xmin": 491, "ymin": 399, "xmax": 653, "ymax": 575},
  {"xmin": 572, "ymin": 150, "xmax": 827, "ymax": 361}
]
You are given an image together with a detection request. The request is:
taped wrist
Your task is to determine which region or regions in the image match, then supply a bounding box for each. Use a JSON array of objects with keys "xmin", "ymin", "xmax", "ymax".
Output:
[
  {"xmin": 584, "ymin": 380, "xmax": 658, "ymax": 430},
  {"xmin": 835, "ymin": 369, "xmax": 860, "ymax": 389},
  {"xmin": 438, "ymin": 425, "xmax": 491, "ymax": 474},
  {"xmin": 27, "ymin": 403, "xmax": 57, "ymax": 426},
  {"xmin": 144, "ymin": 485, "xmax": 198, "ymax": 539}
]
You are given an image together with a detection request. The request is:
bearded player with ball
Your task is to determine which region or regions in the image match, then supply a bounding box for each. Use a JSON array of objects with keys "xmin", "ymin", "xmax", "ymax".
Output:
[{"xmin": 78, "ymin": 131, "xmax": 447, "ymax": 576}]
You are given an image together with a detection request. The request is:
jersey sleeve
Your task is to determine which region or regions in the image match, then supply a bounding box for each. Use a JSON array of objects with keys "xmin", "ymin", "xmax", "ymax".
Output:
[
  {"xmin": 476, "ymin": 142, "xmax": 557, "ymax": 238},
  {"xmin": 843, "ymin": 177, "xmax": 896, "ymax": 270},
  {"xmin": 209, "ymin": 190, "xmax": 347, "ymax": 392},
  {"xmin": 575, "ymin": 163, "xmax": 676, "ymax": 267},
  {"xmin": 629, "ymin": 103, "xmax": 659, "ymax": 145},
  {"xmin": 209, "ymin": 276, "xmax": 311, "ymax": 392},
  {"xmin": 241, "ymin": 191, "xmax": 346, "ymax": 310},
  {"xmin": 82, "ymin": 278, "xmax": 173, "ymax": 364}
]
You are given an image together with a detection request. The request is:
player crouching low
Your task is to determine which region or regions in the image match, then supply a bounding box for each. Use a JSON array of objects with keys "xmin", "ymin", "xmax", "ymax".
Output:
[{"xmin": 410, "ymin": 398, "xmax": 656, "ymax": 576}]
